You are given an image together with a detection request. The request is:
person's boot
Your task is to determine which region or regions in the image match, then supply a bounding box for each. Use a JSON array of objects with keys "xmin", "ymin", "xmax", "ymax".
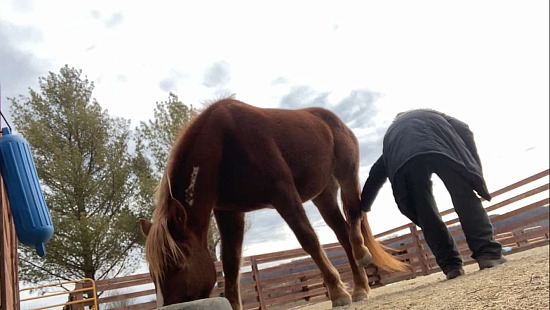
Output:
[
  {"xmin": 477, "ymin": 256, "xmax": 507, "ymax": 270},
  {"xmin": 444, "ymin": 267, "xmax": 465, "ymax": 280}
]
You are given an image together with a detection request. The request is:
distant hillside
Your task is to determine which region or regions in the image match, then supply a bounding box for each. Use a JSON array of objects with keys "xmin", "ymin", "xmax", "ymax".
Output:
[{"xmin": 490, "ymin": 206, "xmax": 549, "ymax": 231}]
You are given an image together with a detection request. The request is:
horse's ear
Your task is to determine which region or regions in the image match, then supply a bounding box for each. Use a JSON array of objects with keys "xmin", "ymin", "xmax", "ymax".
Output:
[
  {"xmin": 139, "ymin": 219, "xmax": 152, "ymax": 236},
  {"xmin": 167, "ymin": 200, "xmax": 187, "ymax": 240}
]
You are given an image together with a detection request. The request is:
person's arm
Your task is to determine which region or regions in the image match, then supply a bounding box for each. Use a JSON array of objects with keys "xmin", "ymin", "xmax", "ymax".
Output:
[{"xmin": 361, "ymin": 156, "xmax": 387, "ymax": 212}]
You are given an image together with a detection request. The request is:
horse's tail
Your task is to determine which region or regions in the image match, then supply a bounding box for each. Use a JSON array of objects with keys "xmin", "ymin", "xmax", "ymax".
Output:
[{"xmin": 361, "ymin": 213, "xmax": 408, "ymax": 272}]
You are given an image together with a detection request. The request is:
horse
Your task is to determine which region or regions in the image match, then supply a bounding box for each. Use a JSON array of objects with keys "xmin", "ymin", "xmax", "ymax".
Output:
[{"xmin": 139, "ymin": 98, "xmax": 407, "ymax": 309}]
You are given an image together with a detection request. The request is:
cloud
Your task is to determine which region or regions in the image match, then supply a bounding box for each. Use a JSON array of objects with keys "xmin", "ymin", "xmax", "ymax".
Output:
[
  {"xmin": 245, "ymin": 210, "xmax": 290, "ymax": 244},
  {"xmin": 331, "ymin": 88, "xmax": 387, "ymax": 165},
  {"xmin": 9, "ymin": 0, "xmax": 34, "ymax": 13},
  {"xmin": 85, "ymin": 44, "xmax": 97, "ymax": 52},
  {"xmin": 202, "ymin": 61, "xmax": 231, "ymax": 88},
  {"xmin": 279, "ymin": 85, "xmax": 330, "ymax": 109},
  {"xmin": 104, "ymin": 12, "xmax": 124, "ymax": 28},
  {"xmin": 116, "ymin": 74, "xmax": 127, "ymax": 83},
  {"xmin": 90, "ymin": 9, "xmax": 101, "ymax": 19},
  {"xmin": 159, "ymin": 77, "xmax": 177, "ymax": 92},
  {"xmin": 278, "ymin": 86, "xmax": 381, "ymax": 129},
  {"xmin": 158, "ymin": 69, "xmax": 185, "ymax": 92},
  {"xmin": 358, "ymin": 126, "xmax": 388, "ymax": 166},
  {"xmin": 331, "ymin": 89, "xmax": 381, "ymax": 128},
  {"xmin": 0, "ymin": 18, "xmax": 50, "ymax": 125},
  {"xmin": 90, "ymin": 10, "xmax": 124, "ymax": 29},
  {"xmin": 271, "ymin": 76, "xmax": 288, "ymax": 85}
]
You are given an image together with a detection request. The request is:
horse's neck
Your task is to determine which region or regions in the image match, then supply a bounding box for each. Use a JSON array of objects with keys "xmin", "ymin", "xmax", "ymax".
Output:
[
  {"xmin": 186, "ymin": 206, "xmax": 213, "ymax": 246},
  {"xmin": 164, "ymin": 188, "xmax": 212, "ymax": 246},
  {"xmin": 164, "ymin": 115, "xmax": 223, "ymax": 246}
]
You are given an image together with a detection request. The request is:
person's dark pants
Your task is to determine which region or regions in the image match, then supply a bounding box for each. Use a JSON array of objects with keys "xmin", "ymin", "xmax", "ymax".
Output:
[{"xmin": 398, "ymin": 156, "xmax": 502, "ymax": 273}]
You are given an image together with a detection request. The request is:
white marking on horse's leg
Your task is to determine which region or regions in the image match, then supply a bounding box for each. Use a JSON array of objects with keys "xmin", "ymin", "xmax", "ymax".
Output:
[
  {"xmin": 185, "ymin": 166, "xmax": 200, "ymax": 206},
  {"xmin": 155, "ymin": 280, "xmax": 164, "ymax": 307}
]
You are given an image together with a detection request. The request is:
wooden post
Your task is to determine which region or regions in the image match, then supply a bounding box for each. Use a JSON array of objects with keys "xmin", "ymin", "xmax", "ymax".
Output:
[
  {"xmin": 1, "ymin": 176, "xmax": 20, "ymax": 310},
  {"xmin": 250, "ymin": 257, "xmax": 266, "ymax": 309},
  {"xmin": 73, "ymin": 282, "xmax": 85, "ymax": 310},
  {"xmin": 409, "ymin": 224, "xmax": 428, "ymax": 276}
]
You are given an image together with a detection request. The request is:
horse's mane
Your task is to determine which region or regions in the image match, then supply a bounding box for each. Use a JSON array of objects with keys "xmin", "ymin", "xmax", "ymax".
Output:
[
  {"xmin": 145, "ymin": 118, "xmax": 196, "ymax": 283},
  {"xmin": 145, "ymin": 174, "xmax": 185, "ymax": 283}
]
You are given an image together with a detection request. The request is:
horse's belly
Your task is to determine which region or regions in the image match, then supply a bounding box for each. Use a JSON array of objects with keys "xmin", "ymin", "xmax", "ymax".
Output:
[
  {"xmin": 214, "ymin": 201, "xmax": 274, "ymax": 212},
  {"xmin": 216, "ymin": 167, "xmax": 330, "ymax": 211}
]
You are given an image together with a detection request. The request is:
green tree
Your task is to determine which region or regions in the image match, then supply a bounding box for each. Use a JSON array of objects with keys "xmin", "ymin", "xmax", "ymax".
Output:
[
  {"xmin": 9, "ymin": 65, "xmax": 146, "ymax": 282},
  {"xmin": 135, "ymin": 93, "xmax": 198, "ymax": 180},
  {"xmin": 135, "ymin": 93, "xmax": 223, "ymax": 259}
]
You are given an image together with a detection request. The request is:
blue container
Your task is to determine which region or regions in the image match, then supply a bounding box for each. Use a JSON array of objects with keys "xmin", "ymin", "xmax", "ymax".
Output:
[{"xmin": 0, "ymin": 127, "xmax": 54, "ymax": 257}]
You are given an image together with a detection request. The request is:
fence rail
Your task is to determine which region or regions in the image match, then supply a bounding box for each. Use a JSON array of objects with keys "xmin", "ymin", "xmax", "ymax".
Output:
[
  {"xmin": 19, "ymin": 278, "xmax": 98, "ymax": 310},
  {"xmin": 60, "ymin": 169, "xmax": 550, "ymax": 309}
]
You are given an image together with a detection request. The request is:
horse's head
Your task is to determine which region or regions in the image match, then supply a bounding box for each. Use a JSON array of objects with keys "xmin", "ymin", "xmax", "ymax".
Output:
[{"xmin": 139, "ymin": 199, "xmax": 216, "ymax": 307}]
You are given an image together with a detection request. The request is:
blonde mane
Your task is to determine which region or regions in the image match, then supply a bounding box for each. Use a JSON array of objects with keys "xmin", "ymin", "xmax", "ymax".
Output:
[
  {"xmin": 145, "ymin": 164, "xmax": 186, "ymax": 283},
  {"xmin": 144, "ymin": 111, "xmax": 203, "ymax": 283}
]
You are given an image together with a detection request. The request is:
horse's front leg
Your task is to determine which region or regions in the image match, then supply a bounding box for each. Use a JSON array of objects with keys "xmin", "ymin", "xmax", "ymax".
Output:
[
  {"xmin": 214, "ymin": 210, "xmax": 246, "ymax": 310},
  {"xmin": 274, "ymin": 190, "xmax": 352, "ymax": 307}
]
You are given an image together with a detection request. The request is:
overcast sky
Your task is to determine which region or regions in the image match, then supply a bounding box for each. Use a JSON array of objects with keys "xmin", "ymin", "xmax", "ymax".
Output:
[{"xmin": 1, "ymin": 0, "xmax": 548, "ymax": 258}]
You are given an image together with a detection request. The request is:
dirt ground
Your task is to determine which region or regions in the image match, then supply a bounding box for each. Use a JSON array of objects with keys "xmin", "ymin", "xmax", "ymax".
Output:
[{"xmin": 300, "ymin": 244, "xmax": 549, "ymax": 310}]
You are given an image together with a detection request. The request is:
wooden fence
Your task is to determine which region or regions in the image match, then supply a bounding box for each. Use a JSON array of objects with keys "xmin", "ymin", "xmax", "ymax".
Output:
[
  {"xmin": 1, "ymin": 170, "xmax": 20, "ymax": 310},
  {"xmin": 83, "ymin": 169, "xmax": 550, "ymax": 309},
  {"xmin": 0, "ymin": 122, "xmax": 20, "ymax": 310}
]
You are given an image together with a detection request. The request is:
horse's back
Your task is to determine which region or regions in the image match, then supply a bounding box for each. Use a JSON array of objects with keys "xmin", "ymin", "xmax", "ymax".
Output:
[
  {"xmin": 204, "ymin": 99, "xmax": 355, "ymax": 163},
  {"xmin": 204, "ymin": 99, "xmax": 352, "ymax": 142},
  {"xmin": 200, "ymin": 99, "xmax": 358, "ymax": 206}
]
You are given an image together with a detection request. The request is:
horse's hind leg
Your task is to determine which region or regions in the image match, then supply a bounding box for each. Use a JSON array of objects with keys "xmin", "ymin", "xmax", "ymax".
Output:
[
  {"xmin": 338, "ymin": 177, "xmax": 373, "ymax": 268},
  {"xmin": 214, "ymin": 210, "xmax": 246, "ymax": 310},
  {"xmin": 312, "ymin": 177, "xmax": 370, "ymax": 302},
  {"xmin": 332, "ymin": 132, "xmax": 373, "ymax": 268},
  {"xmin": 273, "ymin": 186, "xmax": 352, "ymax": 307}
]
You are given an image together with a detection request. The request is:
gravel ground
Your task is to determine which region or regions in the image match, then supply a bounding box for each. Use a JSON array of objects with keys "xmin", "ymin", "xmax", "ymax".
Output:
[{"xmin": 299, "ymin": 244, "xmax": 549, "ymax": 310}]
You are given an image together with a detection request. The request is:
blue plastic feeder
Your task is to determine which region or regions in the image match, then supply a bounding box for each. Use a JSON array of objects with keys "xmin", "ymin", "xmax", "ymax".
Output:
[{"xmin": 0, "ymin": 127, "xmax": 54, "ymax": 257}]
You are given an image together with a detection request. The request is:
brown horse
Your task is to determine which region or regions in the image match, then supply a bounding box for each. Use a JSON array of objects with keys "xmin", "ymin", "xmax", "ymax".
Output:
[{"xmin": 139, "ymin": 98, "xmax": 406, "ymax": 309}]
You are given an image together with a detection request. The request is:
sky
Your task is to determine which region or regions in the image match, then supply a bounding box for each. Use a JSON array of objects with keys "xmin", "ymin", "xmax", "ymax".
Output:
[{"xmin": 1, "ymin": 0, "xmax": 549, "ymax": 263}]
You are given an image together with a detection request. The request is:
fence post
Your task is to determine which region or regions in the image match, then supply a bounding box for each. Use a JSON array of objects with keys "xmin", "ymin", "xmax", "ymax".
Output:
[
  {"xmin": 409, "ymin": 224, "xmax": 428, "ymax": 276},
  {"xmin": 73, "ymin": 282, "xmax": 84, "ymax": 310},
  {"xmin": 1, "ymin": 178, "xmax": 20, "ymax": 310},
  {"xmin": 250, "ymin": 257, "xmax": 266, "ymax": 309}
]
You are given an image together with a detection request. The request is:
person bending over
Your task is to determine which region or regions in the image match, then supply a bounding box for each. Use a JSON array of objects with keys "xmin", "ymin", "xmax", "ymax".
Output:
[{"xmin": 361, "ymin": 109, "xmax": 505, "ymax": 280}]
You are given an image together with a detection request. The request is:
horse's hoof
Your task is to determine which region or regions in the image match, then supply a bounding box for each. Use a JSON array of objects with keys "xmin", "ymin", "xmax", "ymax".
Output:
[
  {"xmin": 331, "ymin": 295, "xmax": 352, "ymax": 308},
  {"xmin": 352, "ymin": 294, "xmax": 368, "ymax": 302},
  {"xmin": 352, "ymin": 290, "xmax": 369, "ymax": 302},
  {"xmin": 356, "ymin": 251, "xmax": 373, "ymax": 268}
]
